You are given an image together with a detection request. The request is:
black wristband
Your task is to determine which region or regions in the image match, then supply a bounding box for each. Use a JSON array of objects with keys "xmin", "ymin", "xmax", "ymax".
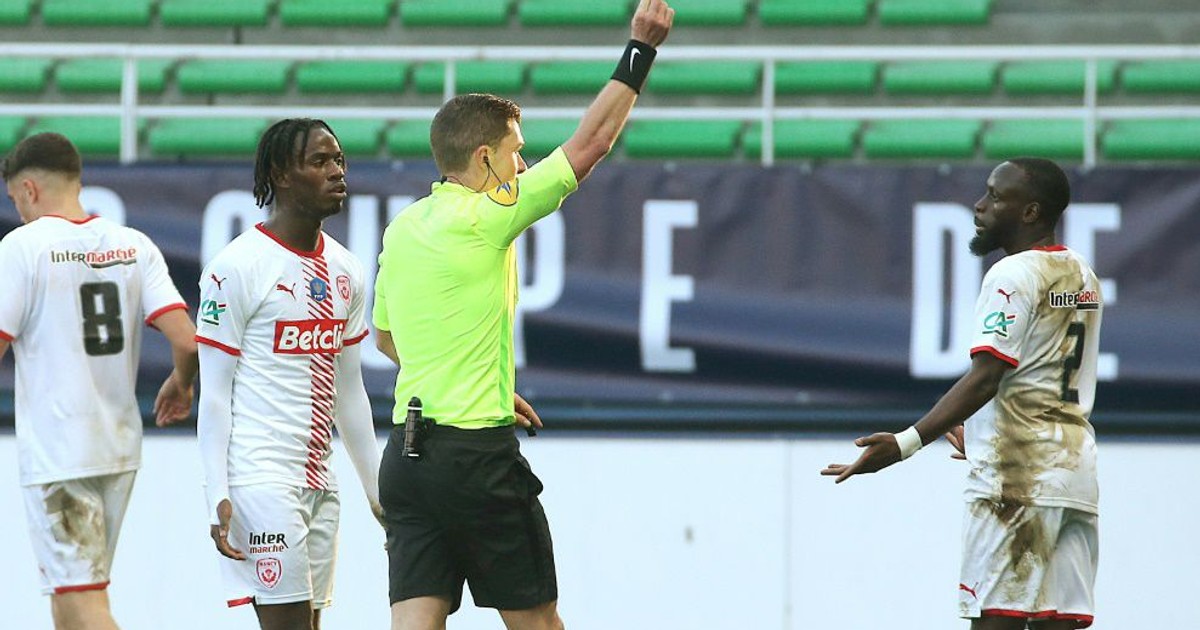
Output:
[{"xmin": 611, "ymin": 39, "xmax": 657, "ymax": 93}]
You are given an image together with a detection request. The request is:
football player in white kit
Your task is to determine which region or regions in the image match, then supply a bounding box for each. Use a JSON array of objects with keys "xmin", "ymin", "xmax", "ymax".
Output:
[
  {"xmin": 0, "ymin": 133, "xmax": 199, "ymax": 630},
  {"xmin": 196, "ymin": 119, "xmax": 382, "ymax": 630},
  {"xmin": 823, "ymin": 158, "xmax": 1102, "ymax": 630}
]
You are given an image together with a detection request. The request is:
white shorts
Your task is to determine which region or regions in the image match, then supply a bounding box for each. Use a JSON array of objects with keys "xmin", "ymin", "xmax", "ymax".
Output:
[
  {"xmin": 220, "ymin": 483, "xmax": 341, "ymax": 609},
  {"xmin": 21, "ymin": 470, "xmax": 137, "ymax": 596},
  {"xmin": 959, "ymin": 500, "xmax": 1098, "ymax": 628}
]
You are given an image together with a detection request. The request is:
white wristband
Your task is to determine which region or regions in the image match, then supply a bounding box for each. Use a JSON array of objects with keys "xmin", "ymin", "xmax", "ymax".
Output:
[{"xmin": 895, "ymin": 426, "xmax": 923, "ymax": 460}]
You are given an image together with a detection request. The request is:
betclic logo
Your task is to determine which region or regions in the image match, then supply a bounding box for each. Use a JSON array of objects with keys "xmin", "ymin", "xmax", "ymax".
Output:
[{"xmin": 273, "ymin": 319, "xmax": 346, "ymax": 354}]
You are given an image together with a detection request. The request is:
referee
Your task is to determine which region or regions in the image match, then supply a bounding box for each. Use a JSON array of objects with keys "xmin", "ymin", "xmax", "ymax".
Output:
[{"xmin": 372, "ymin": 1, "xmax": 674, "ymax": 628}]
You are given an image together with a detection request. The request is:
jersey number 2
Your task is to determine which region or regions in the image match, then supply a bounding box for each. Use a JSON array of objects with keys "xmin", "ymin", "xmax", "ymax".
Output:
[
  {"xmin": 1061, "ymin": 322, "xmax": 1086, "ymax": 403},
  {"xmin": 80, "ymin": 282, "xmax": 124, "ymax": 356}
]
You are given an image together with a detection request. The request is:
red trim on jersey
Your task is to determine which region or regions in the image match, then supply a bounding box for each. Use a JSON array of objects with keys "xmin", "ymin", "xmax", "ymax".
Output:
[
  {"xmin": 145, "ymin": 302, "xmax": 188, "ymax": 326},
  {"xmin": 344, "ymin": 329, "xmax": 369, "ymax": 346},
  {"xmin": 255, "ymin": 223, "xmax": 325, "ymax": 258},
  {"xmin": 54, "ymin": 581, "xmax": 109, "ymax": 594},
  {"xmin": 970, "ymin": 345, "xmax": 1019, "ymax": 368},
  {"xmin": 227, "ymin": 596, "xmax": 254, "ymax": 608},
  {"xmin": 45, "ymin": 214, "xmax": 100, "ymax": 225},
  {"xmin": 300, "ymin": 254, "xmax": 337, "ymax": 490},
  {"xmin": 982, "ymin": 609, "xmax": 1093, "ymax": 628},
  {"xmin": 1032, "ymin": 244, "xmax": 1068, "ymax": 252},
  {"xmin": 0, "ymin": 329, "xmax": 13, "ymax": 342},
  {"xmin": 196, "ymin": 335, "xmax": 241, "ymax": 356}
]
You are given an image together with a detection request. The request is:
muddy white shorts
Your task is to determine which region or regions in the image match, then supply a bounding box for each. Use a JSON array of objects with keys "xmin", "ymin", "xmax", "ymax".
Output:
[
  {"xmin": 219, "ymin": 482, "xmax": 340, "ymax": 609},
  {"xmin": 21, "ymin": 470, "xmax": 137, "ymax": 596},
  {"xmin": 958, "ymin": 500, "xmax": 1098, "ymax": 629}
]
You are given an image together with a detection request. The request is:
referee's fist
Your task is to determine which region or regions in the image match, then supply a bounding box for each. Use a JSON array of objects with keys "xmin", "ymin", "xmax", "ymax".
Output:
[{"xmin": 632, "ymin": 0, "xmax": 674, "ymax": 48}]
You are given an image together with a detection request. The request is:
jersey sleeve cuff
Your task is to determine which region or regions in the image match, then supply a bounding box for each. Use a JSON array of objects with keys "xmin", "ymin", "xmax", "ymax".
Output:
[
  {"xmin": 344, "ymin": 329, "xmax": 369, "ymax": 346},
  {"xmin": 196, "ymin": 335, "xmax": 241, "ymax": 356},
  {"xmin": 970, "ymin": 345, "xmax": 1019, "ymax": 368},
  {"xmin": 0, "ymin": 329, "xmax": 13, "ymax": 342},
  {"xmin": 145, "ymin": 302, "xmax": 188, "ymax": 326}
]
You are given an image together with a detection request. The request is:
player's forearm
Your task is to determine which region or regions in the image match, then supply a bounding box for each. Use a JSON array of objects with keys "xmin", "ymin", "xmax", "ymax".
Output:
[
  {"xmin": 334, "ymin": 346, "xmax": 382, "ymax": 506},
  {"xmin": 374, "ymin": 328, "xmax": 400, "ymax": 367},
  {"xmin": 561, "ymin": 82, "xmax": 639, "ymax": 183},
  {"xmin": 196, "ymin": 344, "xmax": 235, "ymax": 525},
  {"xmin": 157, "ymin": 309, "xmax": 199, "ymax": 384},
  {"xmin": 913, "ymin": 358, "xmax": 1005, "ymax": 444}
]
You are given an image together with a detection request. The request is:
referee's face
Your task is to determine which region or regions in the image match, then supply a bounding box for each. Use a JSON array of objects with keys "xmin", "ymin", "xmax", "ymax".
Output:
[{"xmin": 489, "ymin": 120, "xmax": 527, "ymax": 184}]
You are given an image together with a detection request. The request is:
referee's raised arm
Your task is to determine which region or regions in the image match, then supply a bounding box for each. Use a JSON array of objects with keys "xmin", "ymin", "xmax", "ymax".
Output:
[{"xmin": 560, "ymin": 0, "xmax": 674, "ymax": 183}]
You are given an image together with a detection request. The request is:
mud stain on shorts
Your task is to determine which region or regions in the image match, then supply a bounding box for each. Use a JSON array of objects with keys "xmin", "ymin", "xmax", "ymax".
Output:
[{"xmin": 45, "ymin": 485, "xmax": 108, "ymax": 580}]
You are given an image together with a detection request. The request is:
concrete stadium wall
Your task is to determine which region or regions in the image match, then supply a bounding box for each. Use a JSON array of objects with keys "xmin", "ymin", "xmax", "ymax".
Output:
[{"xmin": 0, "ymin": 433, "xmax": 1192, "ymax": 630}]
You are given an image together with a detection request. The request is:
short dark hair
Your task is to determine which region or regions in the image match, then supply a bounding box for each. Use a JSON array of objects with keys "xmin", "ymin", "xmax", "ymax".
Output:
[
  {"xmin": 1007, "ymin": 157, "xmax": 1071, "ymax": 227},
  {"xmin": 430, "ymin": 94, "xmax": 521, "ymax": 174},
  {"xmin": 253, "ymin": 118, "xmax": 338, "ymax": 208},
  {"xmin": 2, "ymin": 133, "xmax": 82, "ymax": 182}
]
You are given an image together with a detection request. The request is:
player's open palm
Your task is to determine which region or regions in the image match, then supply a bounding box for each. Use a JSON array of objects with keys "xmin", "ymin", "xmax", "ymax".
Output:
[
  {"xmin": 210, "ymin": 499, "xmax": 246, "ymax": 561},
  {"xmin": 153, "ymin": 370, "xmax": 194, "ymax": 427},
  {"xmin": 821, "ymin": 432, "xmax": 903, "ymax": 483},
  {"xmin": 632, "ymin": 0, "xmax": 674, "ymax": 48}
]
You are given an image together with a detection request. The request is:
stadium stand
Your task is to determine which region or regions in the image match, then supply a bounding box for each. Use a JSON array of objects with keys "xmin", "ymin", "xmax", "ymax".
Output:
[
  {"xmin": 159, "ymin": 0, "xmax": 273, "ymax": 27},
  {"xmin": 56, "ymin": 59, "xmax": 173, "ymax": 94},
  {"xmin": 758, "ymin": 0, "xmax": 870, "ymax": 26},
  {"xmin": 281, "ymin": 0, "xmax": 394, "ymax": 27},
  {"xmin": 862, "ymin": 119, "xmax": 981, "ymax": 159},
  {"xmin": 41, "ymin": 0, "xmax": 154, "ymax": 27},
  {"xmin": 743, "ymin": 120, "xmax": 860, "ymax": 159},
  {"xmin": 27, "ymin": 117, "xmax": 125, "ymax": 155},
  {"xmin": 148, "ymin": 118, "xmax": 267, "ymax": 156}
]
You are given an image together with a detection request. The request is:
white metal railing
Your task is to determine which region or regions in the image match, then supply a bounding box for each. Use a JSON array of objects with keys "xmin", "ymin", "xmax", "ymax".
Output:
[{"xmin": 2, "ymin": 44, "xmax": 1200, "ymax": 167}]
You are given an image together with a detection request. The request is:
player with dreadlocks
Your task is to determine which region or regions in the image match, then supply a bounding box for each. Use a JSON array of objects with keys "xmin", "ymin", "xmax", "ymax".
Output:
[{"xmin": 196, "ymin": 118, "xmax": 382, "ymax": 630}]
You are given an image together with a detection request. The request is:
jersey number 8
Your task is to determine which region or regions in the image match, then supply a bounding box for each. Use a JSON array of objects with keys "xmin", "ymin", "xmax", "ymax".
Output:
[{"xmin": 80, "ymin": 281, "xmax": 124, "ymax": 356}]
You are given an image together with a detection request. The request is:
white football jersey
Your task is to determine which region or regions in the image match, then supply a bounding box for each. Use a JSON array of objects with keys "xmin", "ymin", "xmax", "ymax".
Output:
[
  {"xmin": 195, "ymin": 224, "xmax": 368, "ymax": 492},
  {"xmin": 0, "ymin": 215, "xmax": 186, "ymax": 485},
  {"xmin": 964, "ymin": 245, "xmax": 1103, "ymax": 514}
]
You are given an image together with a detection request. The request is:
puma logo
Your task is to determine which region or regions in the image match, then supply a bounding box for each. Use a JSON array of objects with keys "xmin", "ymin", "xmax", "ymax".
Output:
[
  {"xmin": 210, "ymin": 274, "xmax": 226, "ymax": 290},
  {"xmin": 959, "ymin": 583, "xmax": 978, "ymax": 599},
  {"xmin": 276, "ymin": 283, "xmax": 296, "ymax": 299},
  {"xmin": 997, "ymin": 288, "xmax": 1015, "ymax": 304}
]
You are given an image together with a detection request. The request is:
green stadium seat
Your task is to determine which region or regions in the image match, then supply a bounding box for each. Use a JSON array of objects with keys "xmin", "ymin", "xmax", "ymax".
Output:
[
  {"xmin": 280, "ymin": 0, "xmax": 393, "ymax": 27},
  {"xmin": 149, "ymin": 119, "xmax": 268, "ymax": 157},
  {"xmin": 519, "ymin": 119, "xmax": 575, "ymax": 159},
  {"xmin": 1103, "ymin": 119, "xmax": 1200, "ymax": 161},
  {"xmin": 27, "ymin": 117, "xmax": 127, "ymax": 155},
  {"xmin": 159, "ymin": 0, "xmax": 272, "ymax": 27},
  {"xmin": 0, "ymin": 0, "xmax": 33, "ymax": 25},
  {"xmin": 878, "ymin": 0, "xmax": 991, "ymax": 25},
  {"xmin": 176, "ymin": 60, "xmax": 292, "ymax": 94},
  {"xmin": 56, "ymin": 59, "xmax": 173, "ymax": 94},
  {"xmin": 883, "ymin": 61, "xmax": 998, "ymax": 95},
  {"xmin": 646, "ymin": 62, "xmax": 761, "ymax": 95},
  {"xmin": 401, "ymin": 0, "xmax": 509, "ymax": 26},
  {"xmin": 325, "ymin": 119, "xmax": 385, "ymax": 156},
  {"xmin": 862, "ymin": 119, "xmax": 981, "ymax": 159},
  {"xmin": 743, "ymin": 120, "xmax": 859, "ymax": 159},
  {"xmin": 0, "ymin": 58, "xmax": 52, "ymax": 93},
  {"xmin": 623, "ymin": 120, "xmax": 741, "ymax": 158},
  {"xmin": 775, "ymin": 61, "xmax": 877, "ymax": 94},
  {"xmin": 529, "ymin": 62, "xmax": 612, "ymax": 94},
  {"xmin": 0, "ymin": 117, "xmax": 26, "ymax": 153},
  {"xmin": 41, "ymin": 0, "xmax": 153, "ymax": 26},
  {"xmin": 296, "ymin": 61, "xmax": 408, "ymax": 93},
  {"xmin": 759, "ymin": 0, "xmax": 869, "ymax": 26},
  {"xmin": 385, "ymin": 120, "xmax": 432, "ymax": 158},
  {"xmin": 982, "ymin": 120, "xmax": 1085, "ymax": 160},
  {"xmin": 1120, "ymin": 61, "xmax": 1200, "ymax": 94},
  {"xmin": 669, "ymin": 0, "xmax": 747, "ymax": 26},
  {"xmin": 1002, "ymin": 61, "xmax": 1117, "ymax": 95},
  {"xmin": 412, "ymin": 61, "xmax": 525, "ymax": 95},
  {"xmin": 518, "ymin": 0, "xmax": 629, "ymax": 26}
]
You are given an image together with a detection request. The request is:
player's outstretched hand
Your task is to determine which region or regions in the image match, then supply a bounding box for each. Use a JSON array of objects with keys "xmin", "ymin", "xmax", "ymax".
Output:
[
  {"xmin": 153, "ymin": 370, "xmax": 194, "ymax": 427},
  {"xmin": 820, "ymin": 432, "xmax": 903, "ymax": 484},
  {"xmin": 944, "ymin": 424, "xmax": 966, "ymax": 460},
  {"xmin": 631, "ymin": 0, "xmax": 675, "ymax": 48},
  {"xmin": 210, "ymin": 499, "xmax": 246, "ymax": 561},
  {"xmin": 514, "ymin": 392, "xmax": 543, "ymax": 436},
  {"xmin": 370, "ymin": 499, "xmax": 386, "ymax": 530}
]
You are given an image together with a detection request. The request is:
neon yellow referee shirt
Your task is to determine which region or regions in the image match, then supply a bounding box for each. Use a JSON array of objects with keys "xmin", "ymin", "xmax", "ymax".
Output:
[{"xmin": 374, "ymin": 147, "xmax": 578, "ymax": 428}]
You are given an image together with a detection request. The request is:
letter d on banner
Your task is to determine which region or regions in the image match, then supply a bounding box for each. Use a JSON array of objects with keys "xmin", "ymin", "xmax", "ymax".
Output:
[{"xmin": 910, "ymin": 203, "xmax": 980, "ymax": 378}]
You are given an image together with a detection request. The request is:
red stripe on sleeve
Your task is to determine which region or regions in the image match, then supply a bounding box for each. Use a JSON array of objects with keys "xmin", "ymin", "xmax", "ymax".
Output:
[
  {"xmin": 0, "ymin": 330, "xmax": 13, "ymax": 342},
  {"xmin": 970, "ymin": 345, "xmax": 1019, "ymax": 368},
  {"xmin": 344, "ymin": 329, "xmax": 369, "ymax": 346},
  {"xmin": 196, "ymin": 335, "xmax": 241, "ymax": 356},
  {"xmin": 227, "ymin": 596, "xmax": 254, "ymax": 607},
  {"xmin": 54, "ymin": 581, "xmax": 110, "ymax": 594},
  {"xmin": 145, "ymin": 302, "xmax": 188, "ymax": 326}
]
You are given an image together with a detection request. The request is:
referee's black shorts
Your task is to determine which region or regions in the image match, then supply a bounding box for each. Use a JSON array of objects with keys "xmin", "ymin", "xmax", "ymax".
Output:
[{"xmin": 379, "ymin": 422, "xmax": 557, "ymax": 613}]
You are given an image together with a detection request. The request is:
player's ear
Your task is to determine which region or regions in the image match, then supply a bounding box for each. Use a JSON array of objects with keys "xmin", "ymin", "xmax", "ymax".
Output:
[
  {"xmin": 1022, "ymin": 201, "xmax": 1041, "ymax": 225},
  {"xmin": 20, "ymin": 177, "xmax": 38, "ymax": 204},
  {"xmin": 272, "ymin": 166, "xmax": 291, "ymax": 190}
]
